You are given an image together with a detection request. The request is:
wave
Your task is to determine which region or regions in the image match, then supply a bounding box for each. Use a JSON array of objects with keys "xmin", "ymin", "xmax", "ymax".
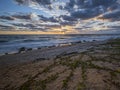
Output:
[
  {"xmin": 22, "ymin": 38, "xmax": 51, "ymax": 42},
  {"xmin": 0, "ymin": 40, "xmax": 9, "ymax": 43}
]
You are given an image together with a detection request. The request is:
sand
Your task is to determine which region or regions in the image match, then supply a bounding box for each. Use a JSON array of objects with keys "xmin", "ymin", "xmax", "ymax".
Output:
[{"xmin": 0, "ymin": 39, "xmax": 120, "ymax": 90}]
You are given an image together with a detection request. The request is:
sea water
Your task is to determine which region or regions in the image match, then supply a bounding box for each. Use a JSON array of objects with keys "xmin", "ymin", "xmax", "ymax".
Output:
[{"xmin": 0, "ymin": 34, "xmax": 120, "ymax": 55}]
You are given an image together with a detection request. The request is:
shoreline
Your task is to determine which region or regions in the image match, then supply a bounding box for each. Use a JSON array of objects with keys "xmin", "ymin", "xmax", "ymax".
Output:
[
  {"xmin": 0, "ymin": 39, "xmax": 107, "ymax": 68},
  {"xmin": 0, "ymin": 39, "xmax": 95, "ymax": 56}
]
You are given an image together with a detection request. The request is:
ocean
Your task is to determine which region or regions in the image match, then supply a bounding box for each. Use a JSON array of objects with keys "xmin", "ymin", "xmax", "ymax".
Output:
[{"xmin": 0, "ymin": 34, "xmax": 120, "ymax": 55}]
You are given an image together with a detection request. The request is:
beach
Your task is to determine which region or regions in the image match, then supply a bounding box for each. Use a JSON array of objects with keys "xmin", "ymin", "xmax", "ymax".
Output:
[
  {"xmin": 0, "ymin": 0, "xmax": 120, "ymax": 90},
  {"xmin": 0, "ymin": 38, "xmax": 120, "ymax": 90}
]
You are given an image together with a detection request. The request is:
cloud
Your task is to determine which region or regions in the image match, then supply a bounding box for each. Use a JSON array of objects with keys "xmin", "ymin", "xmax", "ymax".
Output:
[
  {"xmin": 12, "ymin": 23, "xmax": 48, "ymax": 31},
  {"xmin": 15, "ymin": 0, "xmax": 51, "ymax": 5},
  {"xmin": 65, "ymin": 0, "xmax": 117, "ymax": 10},
  {"xmin": 14, "ymin": 0, "xmax": 119, "ymax": 16},
  {"xmin": 14, "ymin": 0, "xmax": 24, "ymax": 4},
  {"xmin": 0, "ymin": 16, "xmax": 15, "ymax": 20},
  {"xmin": 59, "ymin": 15, "xmax": 77, "ymax": 21},
  {"xmin": 88, "ymin": 0, "xmax": 117, "ymax": 7},
  {"xmin": 98, "ymin": 10, "xmax": 120, "ymax": 20},
  {"xmin": 71, "ymin": 9, "xmax": 94, "ymax": 19},
  {"xmin": 13, "ymin": 0, "xmax": 119, "ymax": 20},
  {"xmin": 69, "ymin": 0, "xmax": 119, "ymax": 19},
  {"xmin": 0, "ymin": 13, "xmax": 61, "ymax": 31},
  {"xmin": 0, "ymin": 24, "xmax": 10, "ymax": 28},
  {"xmin": 60, "ymin": 21, "xmax": 75, "ymax": 26},
  {"xmin": 0, "ymin": 0, "xmax": 120, "ymax": 34},
  {"xmin": 12, "ymin": 23, "xmax": 35, "ymax": 27},
  {"xmin": 0, "ymin": 24, "xmax": 15, "ymax": 30},
  {"xmin": 35, "ymin": 0, "xmax": 51, "ymax": 5},
  {"xmin": 14, "ymin": 0, "xmax": 68, "ymax": 16},
  {"xmin": 12, "ymin": 14, "xmax": 31, "ymax": 20}
]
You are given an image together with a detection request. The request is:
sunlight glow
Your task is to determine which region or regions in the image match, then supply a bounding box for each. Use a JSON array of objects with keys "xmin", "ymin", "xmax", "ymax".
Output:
[{"xmin": 0, "ymin": 30, "xmax": 65, "ymax": 35}]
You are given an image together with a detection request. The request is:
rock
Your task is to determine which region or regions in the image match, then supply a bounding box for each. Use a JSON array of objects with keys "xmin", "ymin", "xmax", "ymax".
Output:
[
  {"xmin": 18, "ymin": 47, "xmax": 26, "ymax": 53},
  {"xmin": 27, "ymin": 48, "xmax": 32, "ymax": 51}
]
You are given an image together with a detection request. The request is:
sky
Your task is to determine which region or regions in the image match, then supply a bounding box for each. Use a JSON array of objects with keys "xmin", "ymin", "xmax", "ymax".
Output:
[{"xmin": 0, "ymin": 0, "xmax": 120, "ymax": 34}]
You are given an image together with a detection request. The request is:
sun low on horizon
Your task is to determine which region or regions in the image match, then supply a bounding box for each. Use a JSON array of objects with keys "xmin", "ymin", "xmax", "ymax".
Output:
[{"xmin": 0, "ymin": 0, "xmax": 120, "ymax": 34}]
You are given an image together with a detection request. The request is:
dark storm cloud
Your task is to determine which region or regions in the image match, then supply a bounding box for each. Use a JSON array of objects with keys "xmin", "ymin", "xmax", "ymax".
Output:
[
  {"xmin": 98, "ymin": 10, "xmax": 120, "ymax": 19},
  {"xmin": 13, "ymin": 23, "xmax": 60, "ymax": 28},
  {"xmin": 38, "ymin": 15, "xmax": 59, "ymax": 22},
  {"xmin": 0, "ymin": 24, "xmax": 15, "ymax": 29},
  {"xmin": 14, "ymin": 0, "xmax": 51, "ymax": 5},
  {"xmin": 74, "ymin": 27, "xmax": 84, "ymax": 30},
  {"xmin": 59, "ymin": 5, "xmax": 63, "ymax": 10},
  {"xmin": 59, "ymin": 15, "xmax": 77, "ymax": 21},
  {"xmin": 62, "ymin": 0, "xmax": 119, "ymax": 20},
  {"xmin": 14, "ymin": 0, "xmax": 24, "ymax": 4},
  {"xmin": 0, "ymin": 24, "xmax": 10, "ymax": 28},
  {"xmin": 91, "ymin": 0, "xmax": 117, "ymax": 7},
  {"xmin": 48, "ymin": 17, "xmax": 58, "ymax": 22},
  {"xmin": 85, "ymin": 0, "xmax": 117, "ymax": 7},
  {"xmin": 71, "ymin": 9, "xmax": 94, "ymax": 19},
  {"xmin": 12, "ymin": 13, "xmax": 59, "ymax": 23},
  {"xmin": 108, "ymin": 26, "xmax": 120, "ymax": 29},
  {"xmin": 12, "ymin": 23, "xmax": 48, "ymax": 31},
  {"xmin": 65, "ymin": 0, "xmax": 117, "ymax": 8},
  {"xmin": 12, "ymin": 22, "xmax": 61, "ymax": 31},
  {"xmin": 107, "ymin": 3, "xmax": 119, "ymax": 11},
  {"xmin": 35, "ymin": 0, "xmax": 51, "ymax": 5},
  {"xmin": 56, "ymin": 15, "xmax": 78, "ymax": 26},
  {"xmin": 0, "ymin": 16, "xmax": 15, "ymax": 20},
  {"xmin": 0, "ymin": 13, "xmax": 36, "ymax": 21},
  {"xmin": 60, "ymin": 21, "xmax": 75, "ymax": 26},
  {"xmin": 1, "ymin": 0, "xmax": 119, "ymax": 32},
  {"xmin": 14, "ymin": 0, "xmax": 120, "ymax": 21},
  {"xmin": 12, "ymin": 23, "xmax": 35, "ymax": 27},
  {"xmin": 38, "ymin": 15, "xmax": 49, "ymax": 22},
  {"xmin": 70, "ymin": 7, "xmax": 105, "ymax": 19},
  {"xmin": 12, "ymin": 14, "xmax": 31, "ymax": 20},
  {"xmin": 43, "ymin": 24, "xmax": 61, "ymax": 29}
]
